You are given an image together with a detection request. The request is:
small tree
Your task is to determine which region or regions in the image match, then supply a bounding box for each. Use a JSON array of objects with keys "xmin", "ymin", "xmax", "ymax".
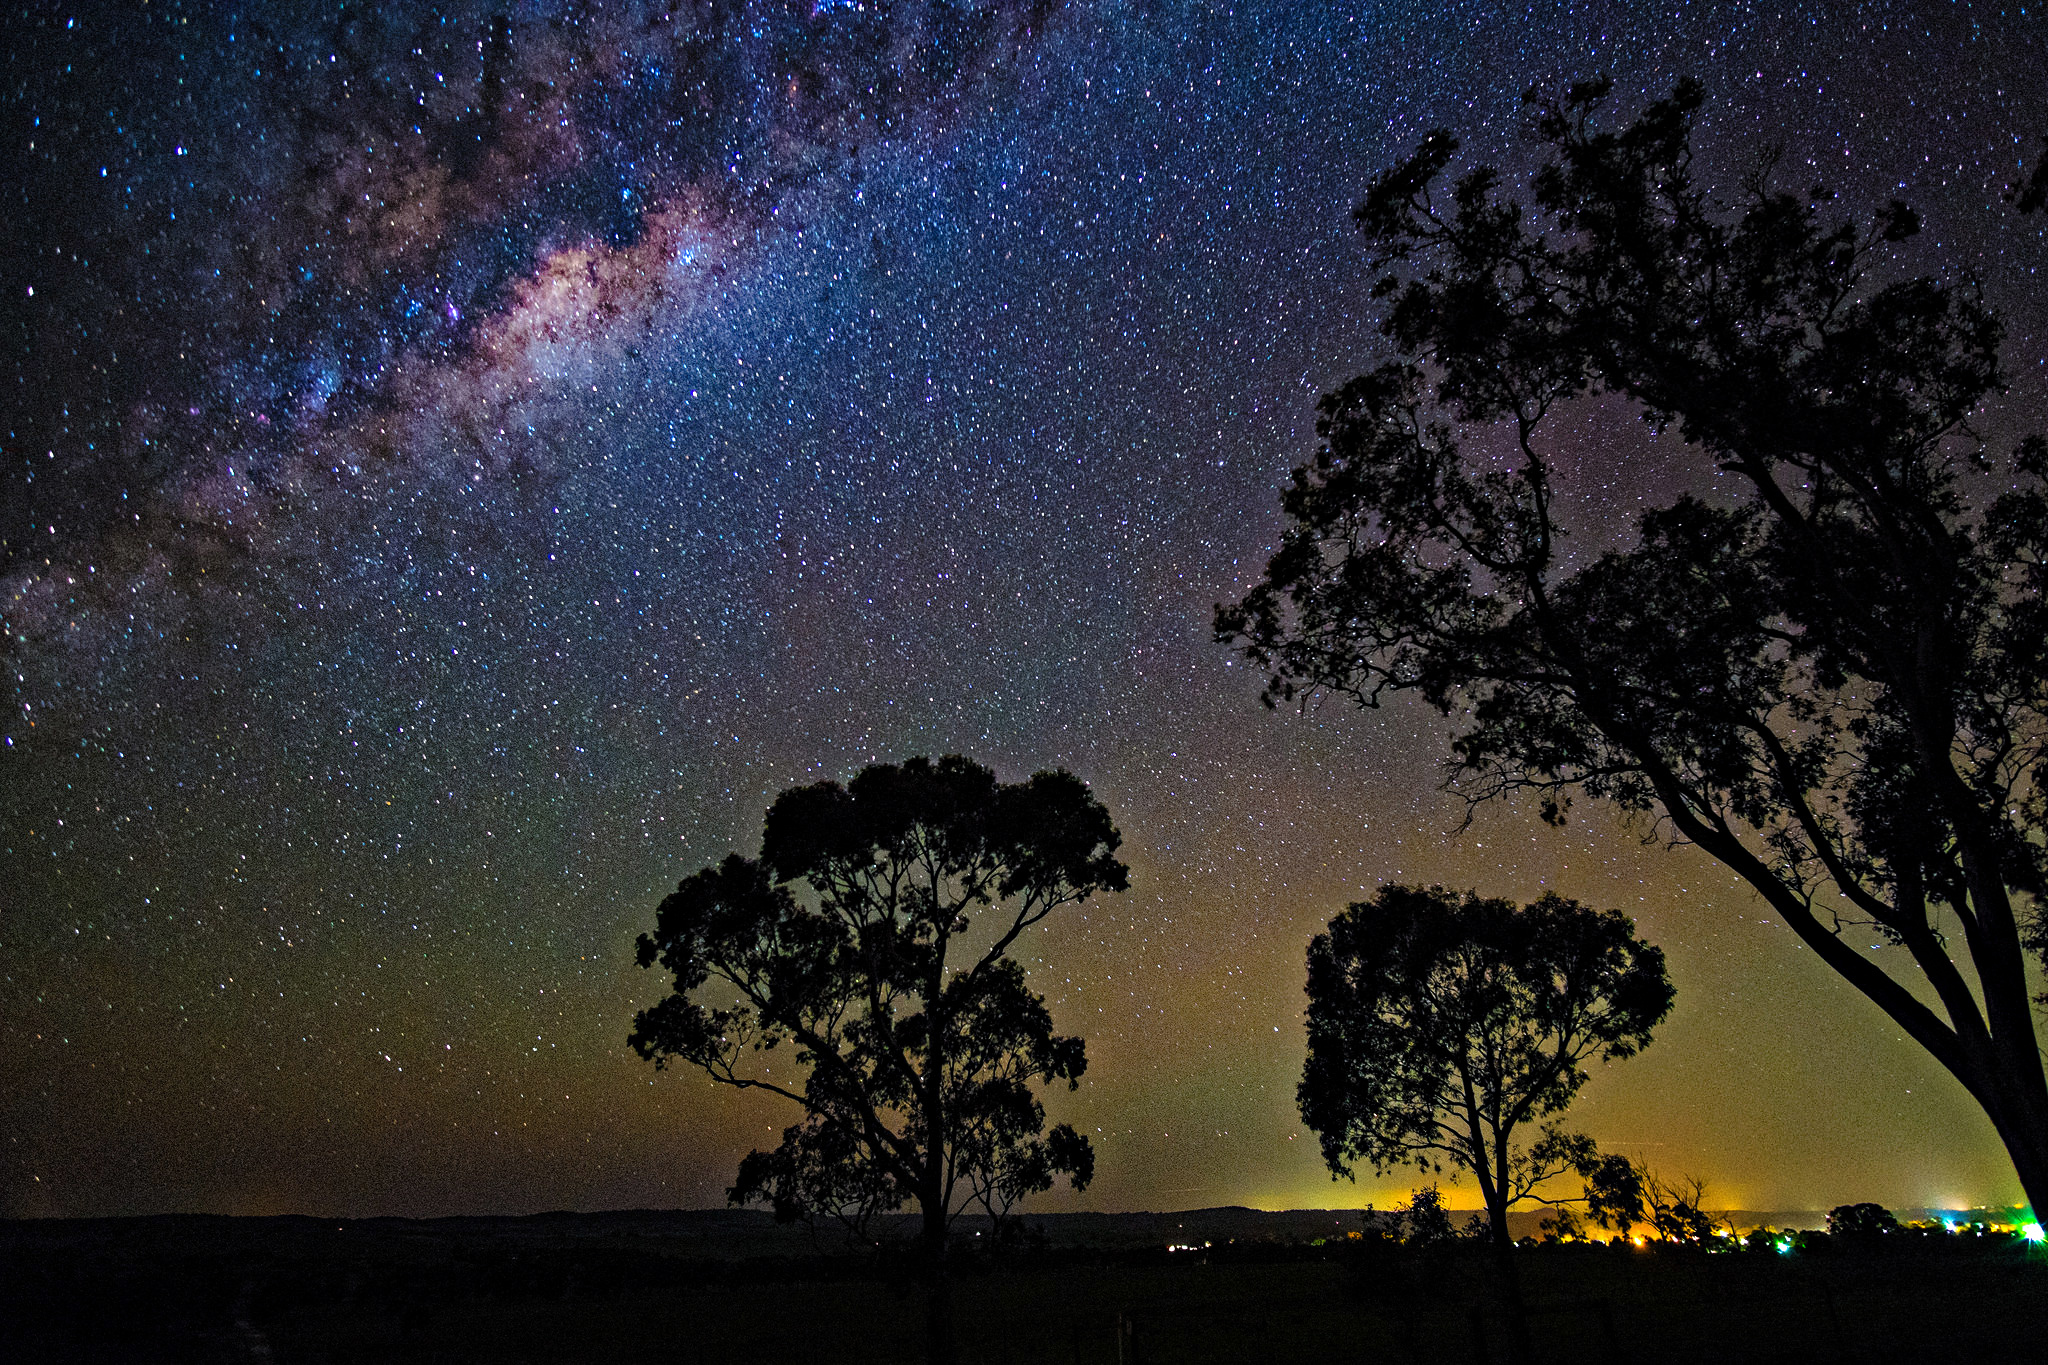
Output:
[
  {"xmin": 1643, "ymin": 1170, "xmax": 1723, "ymax": 1245},
  {"xmin": 630, "ymin": 756, "xmax": 1128, "ymax": 1365},
  {"xmin": 1399, "ymin": 1183, "xmax": 1458, "ymax": 1245},
  {"xmin": 1827, "ymin": 1201, "xmax": 1901, "ymax": 1241},
  {"xmin": 1300, "ymin": 884, "xmax": 1671, "ymax": 1329}
]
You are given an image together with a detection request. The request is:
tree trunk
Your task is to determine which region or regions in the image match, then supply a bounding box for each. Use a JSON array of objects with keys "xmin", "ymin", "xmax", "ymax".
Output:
[
  {"xmin": 1660, "ymin": 790, "xmax": 2048, "ymax": 1233},
  {"xmin": 921, "ymin": 1203, "xmax": 955, "ymax": 1365},
  {"xmin": 2007, "ymin": 1131, "xmax": 2048, "ymax": 1227},
  {"xmin": 2001, "ymin": 1121, "xmax": 2048, "ymax": 1226},
  {"xmin": 1485, "ymin": 1192, "xmax": 1533, "ymax": 1364},
  {"xmin": 1968, "ymin": 1025, "xmax": 2048, "ymax": 1225},
  {"xmin": 921, "ymin": 961, "xmax": 955, "ymax": 1365}
]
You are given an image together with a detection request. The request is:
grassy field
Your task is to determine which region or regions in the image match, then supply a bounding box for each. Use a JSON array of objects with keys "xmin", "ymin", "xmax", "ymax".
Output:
[{"xmin": 6, "ymin": 1216, "xmax": 2043, "ymax": 1363}]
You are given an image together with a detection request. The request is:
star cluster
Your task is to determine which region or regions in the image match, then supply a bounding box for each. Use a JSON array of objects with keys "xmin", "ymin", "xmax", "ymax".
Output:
[{"xmin": 4, "ymin": 0, "xmax": 2045, "ymax": 1218}]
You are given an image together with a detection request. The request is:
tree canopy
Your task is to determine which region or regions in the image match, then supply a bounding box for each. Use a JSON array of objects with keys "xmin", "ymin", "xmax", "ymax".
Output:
[
  {"xmin": 1220, "ymin": 77, "xmax": 2048, "ymax": 1218},
  {"xmin": 1300, "ymin": 884, "xmax": 1672, "ymax": 1255},
  {"xmin": 630, "ymin": 755, "xmax": 1127, "ymax": 1364}
]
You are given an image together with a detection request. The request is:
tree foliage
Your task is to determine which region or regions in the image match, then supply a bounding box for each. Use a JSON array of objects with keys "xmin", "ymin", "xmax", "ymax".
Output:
[
  {"xmin": 1299, "ymin": 885, "xmax": 1672, "ymax": 1252},
  {"xmin": 1588, "ymin": 1164, "xmax": 1723, "ymax": 1245},
  {"xmin": 1581, "ymin": 1152, "xmax": 1648, "ymax": 1238},
  {"xmin": 1398, "ymin": 1183, "xmax": 1459, "ymax": 1245},
  {"xmin": 1220, "ymin": 76, "xmax": 2048, "ymax": 1216},
  {"xmin": 1827, "ymin": 1201, "xmax": 1901, "ymax": 1241},
  {"xmin": 630, "ymin": 755, "xmax": 1126, "ymax": 1362}
]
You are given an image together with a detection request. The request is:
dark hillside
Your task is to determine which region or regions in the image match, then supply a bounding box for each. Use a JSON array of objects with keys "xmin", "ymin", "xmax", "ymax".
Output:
[{"xmin": 6, "ymin": 1209, "xmax": 2045, "ymax": 1363}]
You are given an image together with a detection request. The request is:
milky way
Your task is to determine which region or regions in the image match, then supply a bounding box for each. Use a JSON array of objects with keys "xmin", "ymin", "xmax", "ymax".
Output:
[{"xmin": 5, "ymin": 1, "xmax": 2046, "ymax": 1218}]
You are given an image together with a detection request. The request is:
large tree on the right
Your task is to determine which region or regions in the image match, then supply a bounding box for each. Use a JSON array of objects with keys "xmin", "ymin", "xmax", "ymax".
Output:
[{"xmin": 1217, "ymin": 78, "xmax": 2048, "ymax": 1214}]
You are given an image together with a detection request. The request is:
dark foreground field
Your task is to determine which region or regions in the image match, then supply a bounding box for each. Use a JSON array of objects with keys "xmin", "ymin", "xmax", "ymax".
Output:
[{"xmin": 4, "ymin": 1210, "xmax": 2041, "ymax": 1364}]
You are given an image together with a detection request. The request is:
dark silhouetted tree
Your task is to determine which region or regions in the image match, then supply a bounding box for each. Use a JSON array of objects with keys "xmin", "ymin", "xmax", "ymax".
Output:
[
  {"xmin": 1399, "ymin": 1182, "xmax": 1458, "ymax": 1245},
  {"xmin": 1299, "ymin": 885, "xmax": 1671, "ymax": 1352},
  {"xmin": 1827, "ymin": 1201, "xmax": 1901, "ymax": 1241},
  {"xmin": 1220, "ymin": 76, "xmax": 2048, "ymax": 1222},
  {"xmin": 630, "ymin": 755, "xmax": 1128, "ymax": 1365},
  {"xmin": 1643, "ymin": 1169, "xmax": 1723, "ymax": 1245}
]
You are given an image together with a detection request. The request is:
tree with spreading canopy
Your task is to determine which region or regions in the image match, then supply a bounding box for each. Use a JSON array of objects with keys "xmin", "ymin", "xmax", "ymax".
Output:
[
  {"xmin": 629, "ymin": 755, "xmax": 1127, "ymax": 1365},
  {"xmin": 1828, "ymin": 1200, "xmax": 1902, "ymax": 1242},
  {"xmin": 1300, "ymin": 886, "xmax": 1671, "ymax": 1254},
  {"xmin": 1587, "ymin": 1163, "xmax": 1724, "ymax": 1245},
  {"xmin": 1219, "ymin": 76, "xmax": 2048, "ymax": 1220}
]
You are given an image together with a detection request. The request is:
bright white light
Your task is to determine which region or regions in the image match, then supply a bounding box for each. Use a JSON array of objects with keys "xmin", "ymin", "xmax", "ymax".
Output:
[{"xmin": 2022, "ymin": 1223, "xmax": 2045, "ymax": 1244}]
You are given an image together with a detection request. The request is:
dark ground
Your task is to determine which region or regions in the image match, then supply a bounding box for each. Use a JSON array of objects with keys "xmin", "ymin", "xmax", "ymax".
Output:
[{"xmin": 3, "ymin": 1209, "xmax": 2040, "ymax": 1363}]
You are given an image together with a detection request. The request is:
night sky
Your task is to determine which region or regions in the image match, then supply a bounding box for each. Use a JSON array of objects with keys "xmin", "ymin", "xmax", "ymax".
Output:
[{"xmin": 5, "ymin": 0, "xmax": 2045, "ymax": 1221}]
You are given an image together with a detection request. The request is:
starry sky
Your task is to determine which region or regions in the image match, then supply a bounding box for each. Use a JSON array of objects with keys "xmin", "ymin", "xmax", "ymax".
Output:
[{"xmin": 4, "ymin": 0, "xmax": 2045, "ymax": 1221}]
